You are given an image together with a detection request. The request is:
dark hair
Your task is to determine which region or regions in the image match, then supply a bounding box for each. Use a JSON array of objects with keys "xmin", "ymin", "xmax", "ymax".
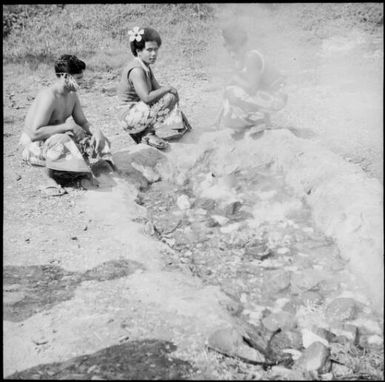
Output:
[
  {"xmin": 222, "ymin": 24, "xmax": 248, "ymax": 48},
  {"xmin": 130, "ymin": 27, "xmax": 162, "ymax": 57},
  {"xmin": 54, "ymin": 55, "xmax": 86, "ymax": 77}
]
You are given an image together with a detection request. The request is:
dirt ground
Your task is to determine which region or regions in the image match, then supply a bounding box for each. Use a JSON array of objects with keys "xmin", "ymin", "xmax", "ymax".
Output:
[{"xmin": 3, "ymin": 4, "xmax": 383, "ymax": 380}]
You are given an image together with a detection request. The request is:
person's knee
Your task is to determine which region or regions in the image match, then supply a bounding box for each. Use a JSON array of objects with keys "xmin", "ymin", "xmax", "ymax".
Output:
[{"xmin": 162, "ymin": 92, "xmax": 177, "ymax": 107}]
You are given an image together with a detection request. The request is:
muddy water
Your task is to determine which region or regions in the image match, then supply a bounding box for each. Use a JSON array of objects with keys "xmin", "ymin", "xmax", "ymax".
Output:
[{"xmin": 140, "ymin": 161, "xmax": 382, "ymax": 329}]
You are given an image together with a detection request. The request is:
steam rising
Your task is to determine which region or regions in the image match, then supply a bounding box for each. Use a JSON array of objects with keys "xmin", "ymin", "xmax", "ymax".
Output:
[{"xmin": 206, "ymin": 3, "xmax": 383, "ymax": 182}]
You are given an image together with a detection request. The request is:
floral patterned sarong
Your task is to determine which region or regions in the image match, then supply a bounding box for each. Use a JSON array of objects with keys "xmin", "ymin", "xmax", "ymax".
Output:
[
  {"xmin": 20, "ymin": 131, "xmax": 112, "ymax": 173},
  {"xmin": 116, "ymin": 93, "xmax": 191, "ymax": 141},
  {"xmin": 220, "ymin": 85, "xmax": 287, "ymax": 131}
]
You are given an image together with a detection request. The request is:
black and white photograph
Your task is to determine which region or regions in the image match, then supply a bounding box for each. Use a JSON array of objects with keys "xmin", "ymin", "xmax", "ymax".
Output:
[{"xmin": 3, "ymin": 3, "xmax": 384, "ymax": 380}]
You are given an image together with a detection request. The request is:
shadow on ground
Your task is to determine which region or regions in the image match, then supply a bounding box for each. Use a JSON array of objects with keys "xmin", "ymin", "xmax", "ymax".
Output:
[
  {"xmin": 3, "ymin": 259, "xmax": 145, "ymax": 322},
  {"xmin": 5, "ymin": 339, "xmax": 196, "ymax": 380}
]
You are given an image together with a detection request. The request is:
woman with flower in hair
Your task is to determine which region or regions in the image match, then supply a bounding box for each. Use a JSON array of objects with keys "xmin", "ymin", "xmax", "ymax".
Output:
[
  {"xmin": 116, "ymin": 26, "xmax": 191, "ymax": 150},
  {"xmin": 218, "ymin": 23, "xmax": 288, "ymax": 138}
]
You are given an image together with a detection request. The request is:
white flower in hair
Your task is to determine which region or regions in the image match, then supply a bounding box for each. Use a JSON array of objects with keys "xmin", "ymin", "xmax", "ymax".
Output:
[{"xmin": 128, "ymin": 26, "xmax": 144, "ymax": 42}]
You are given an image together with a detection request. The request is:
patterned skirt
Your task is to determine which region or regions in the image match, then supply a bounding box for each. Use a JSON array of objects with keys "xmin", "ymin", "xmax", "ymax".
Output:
[
  {"xmin": 220, "ymin": 85, "xmax": 287, "ymax": 130},
  {"xmin": 116, "ymin": 93, "xmax": 191, "ymax": 141},
  {"xmin": 20, "ymin": 131, "xmax": 112, "ymax": 174}
]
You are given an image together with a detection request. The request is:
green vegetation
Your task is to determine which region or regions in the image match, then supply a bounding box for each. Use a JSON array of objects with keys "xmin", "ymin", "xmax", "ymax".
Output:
[
  {"xmin": 3, "ymin": 3, "xmax": 382, "ymax": 71},
  {"xmin": 3, "ymin": 4, "xmax": 216, "ymax": 72}
]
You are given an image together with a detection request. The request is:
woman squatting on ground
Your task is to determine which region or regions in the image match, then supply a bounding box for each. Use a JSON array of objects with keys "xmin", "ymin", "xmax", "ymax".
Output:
[{"xmin": 116, "ymin": 26, "xmax": 191, "ymax": 150}]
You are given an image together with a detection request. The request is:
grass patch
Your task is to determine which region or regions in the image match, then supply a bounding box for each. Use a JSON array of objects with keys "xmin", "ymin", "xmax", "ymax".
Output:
[{"xmin": 3, "ymin": 4, "xmax": 216, "ymax": 73}]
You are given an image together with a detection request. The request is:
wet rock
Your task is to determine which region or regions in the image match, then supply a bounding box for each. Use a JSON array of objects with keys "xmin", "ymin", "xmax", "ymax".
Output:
[
  {"xmin": 281, "ymin": 348, "xmax": 302, "ymax": 361},
  {"xmin": 114, "ymin": 163, "xmax": 149, "ymax": 190},
  {"xmin": 207, "ymin": 327, "xmax": 265, "ymax": 363},
  {"xmin": 220, "ymin": 222, "xmax": 243, "ymax": 233},
  {"xmin": 358, "ymin": 334, "xmax": 384, "ymax": 350},
  {"xmin": 282, "ymin": 291, "xmax": 323, "ymax": 314},
  {"xmin": 270, "ymin": 366, "xmax": 308, "ymax": 380},
  {"xmin": 311, "ymin": 244, "xmax": 339, "ymax": 259},
  {"xmin": 235, "ymin": 342, "xmax": 266, "ymax": 363},
  {"xmin": 113, "ymin": 146, "xmax": 166, "ymax": 184},
  {"xmin": 131, "ymin": 163, "xmax": 161, "ymax": 183},
  {"xmin": 172, "ymin": 231, "xmax": 192, "ymax": 249},
  {"xmin": 162, "ymin": 237, "xmax": 176, "ymax": 248},
  {"xmin": 175, "ymin": 173, "xmax": 188, "ymax": 187},
  {"xmin": 325, "ymin": 298, "xmax": 359, "ymax": 322},
  {"xmin": 206, "ymin": 217, "xmax": 219, "ymax": 228},
  {"xmin": 290, "ymin": 269, "xmax": 327, "ymax": 293},
  {"xmin": 294, "ymin": 341, "xmax": 331, "ymax": 374},
  {"xmin": 243, "ymin": 242, "xmax": 272, "ymax": 261},
  {"xmin": 331, "ymin": 321, "xmax": 364, "ymax": 345},
  {"xmin": 219, "ymin": 295, "xmax": 243, "ymax": 317},
  {"xmin": 301, "ymin": 291, "xmax": 324, "ymax": 305},
  {"xmin": 226, "ymin": 302, "xmax": 243, "ymax": 317},
  {"xmin": 263, "ymin": 270, "xmax": 291, "ymax": 295},
  {"xmin": 351, "ymin": 318, "xmax": 382, "ymax": 336},
  {"xmin": 283, "ymin": 291, "xmax": 323, "ymax": 314},
  {"xmin": 334, "ymin": 335, "xmax": 351, "ymax": 346},
  {"xmin": 269, "ymin": 329, "xmax": 303, "ymax": 353},
  {"xmin": 210, "ymin": 215, "xmax": 229, "ymax": 226},
  {"xmin": 302, "ymin": 328, "xmax": 329, "ymax": 348},
  {"xmin": 223, "ymin": 200, "xmax": 242, "ymax": 216},
  {"xmin": 282, "ymin": 300, "xmax": 299, "ymax": 314},
  {"xmin": 176, "ymin": 194, "xmax": 191, "ymax": 210},
  {"xmin": 338, "ymin": 324, "xmax": 360, "ymax": 345},
  {"xmin": 276, "ymin": 247, "xmax": 290, "ymax": 255},
  {"xmin": 153, "ymin": 214, "xmax": 181, "ymax": 235},
  {"xmin": 332, "ymin": 363, "xmax": 352, "ymax": 378},
  {"xmin": 194, "ymin": 197, "xmax": 216, "ymax": 211},
  {"xmin": 144, "ymin": 221, "xmax": 157, "ymax": 237},
  {"xmin": 313, "ymin": 327, "xmax": 337, "ymax": 343},
  {"xmin": 317, "ymin": 278, "xmax": 341, "ymax": 294},
  {"xmin": 193, "ymin": 208, "xmax": 208, "ymax": 217},
  {"xmin": 320, "ymin": 372, "xmax": 334, "ymax": 380},
  {"xmin": 262, "ymin": 311, "xmax": 297, "ymax": 332}
]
